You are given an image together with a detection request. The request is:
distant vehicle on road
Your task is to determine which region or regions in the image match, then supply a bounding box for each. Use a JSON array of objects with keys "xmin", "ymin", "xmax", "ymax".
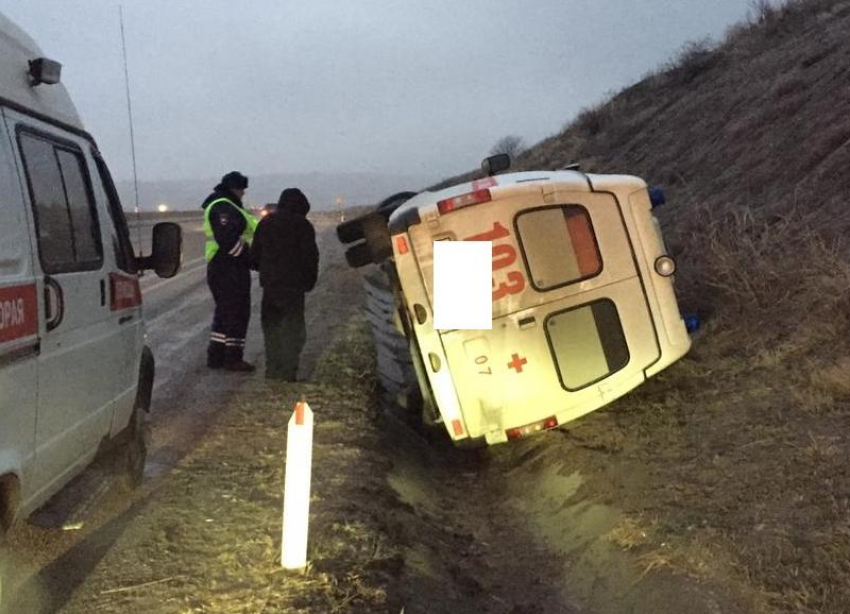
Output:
[
  {"xmin": 257, "ymin": 203, "xmax": 276, "ymax": 219},
  {"xmin": 337, "ymin": 155, "xmax": 690, "ymax": 446},
  {"xmin": 0, "ymin": 9, "xmax": 182, "ymax": 561}
]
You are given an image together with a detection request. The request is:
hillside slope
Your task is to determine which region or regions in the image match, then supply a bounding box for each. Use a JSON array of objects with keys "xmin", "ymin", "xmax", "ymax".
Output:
[{"xmin": 468, "ymin": 1, "xmax": 850, "ymax": 612}]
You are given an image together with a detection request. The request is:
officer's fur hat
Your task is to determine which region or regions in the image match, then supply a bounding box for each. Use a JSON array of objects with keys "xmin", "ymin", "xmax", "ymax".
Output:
[{"xmin": 220, "ymin": 171, "xmax": 249, "ymax": 191}]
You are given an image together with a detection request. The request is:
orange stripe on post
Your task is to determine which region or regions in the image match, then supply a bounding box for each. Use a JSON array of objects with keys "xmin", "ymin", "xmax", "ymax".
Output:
[
  {"xmin": 452, "ymin": 419, "xmax": 464, "ymax": 437},
  {"xmin": 565, "ymin": 212, "xmax": 600, "ymax": 276},
  {"xmin": 295, "ymin": 402, "xmax": 305, "ymax": 425}
]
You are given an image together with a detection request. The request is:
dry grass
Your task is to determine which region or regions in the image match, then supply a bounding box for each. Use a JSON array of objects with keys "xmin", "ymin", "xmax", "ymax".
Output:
[
  {"xmin": 56, "ymin": 314, "xmax": 408, "ymax": 614},
  {"xmin": 607, "ymin": 516, "xmax": 649, "ymax": 551},
  {"xmin": 505, "ymin": 2, "xmax": 850, "ymax": 600}
]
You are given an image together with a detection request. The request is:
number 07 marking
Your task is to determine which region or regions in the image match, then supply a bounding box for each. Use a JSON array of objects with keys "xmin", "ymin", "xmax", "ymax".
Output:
[{"xmin": 475, "ymin": 354, "xmax": 492, "ymax": 374}]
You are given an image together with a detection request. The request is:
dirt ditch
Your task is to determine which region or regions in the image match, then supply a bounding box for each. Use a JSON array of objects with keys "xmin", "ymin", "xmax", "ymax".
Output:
[{"xmin": 1, "ymin": 212, "xmax": 809, "ymax": 613}]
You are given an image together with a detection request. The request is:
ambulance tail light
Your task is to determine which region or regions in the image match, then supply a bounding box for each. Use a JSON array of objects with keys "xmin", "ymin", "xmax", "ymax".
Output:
[
  {"xmin": 437, "ymin": 189, "xmax": 491, "ymax": 214},
  {"xmin": 506, "ymin": 415, "xmax": 559, "ymax": 441}
]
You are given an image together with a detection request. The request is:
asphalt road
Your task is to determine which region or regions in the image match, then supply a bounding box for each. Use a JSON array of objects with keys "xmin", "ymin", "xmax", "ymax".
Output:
[{"xmin": 2, "ymin": 214, "xmax": 346, "ymax": 614}]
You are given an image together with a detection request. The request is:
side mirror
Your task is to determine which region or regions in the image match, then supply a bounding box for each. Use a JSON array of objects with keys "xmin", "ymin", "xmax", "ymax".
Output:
[
  {"xmin": 481, "ymin": 153, "xmax": 511, "ymax": 176},
  {"xmin": 138, "ymin": 222, "xmax": 182, "ymax": 278}
]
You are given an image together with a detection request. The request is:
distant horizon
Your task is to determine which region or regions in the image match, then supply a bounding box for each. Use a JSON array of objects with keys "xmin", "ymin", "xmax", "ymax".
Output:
[
  {"xmin": 115, "ymin": 167, "xmax": 446, "ymax": 186},
  {"xmin": 114, "ymin": 168, "xmax": 442, "ymax": 212}
]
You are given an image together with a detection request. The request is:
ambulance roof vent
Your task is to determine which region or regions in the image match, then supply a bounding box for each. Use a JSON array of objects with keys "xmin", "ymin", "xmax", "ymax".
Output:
[{"xmin": 28, "ymin": 57, "xmax": 62, "ymax": 86}]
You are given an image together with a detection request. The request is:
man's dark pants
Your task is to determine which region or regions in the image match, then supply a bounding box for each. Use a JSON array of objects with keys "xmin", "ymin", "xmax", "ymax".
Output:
[
  {"xmin": 207, "ymin": 259, "xmax": 251, "ymax": 367},
  {"xmin": 261, "ymin": 290, "xmax": 306, "ymax": 380}
]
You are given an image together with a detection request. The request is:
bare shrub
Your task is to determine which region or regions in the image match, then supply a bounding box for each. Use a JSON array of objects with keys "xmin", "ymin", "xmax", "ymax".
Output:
[
  {"xmin": 748, "ymin": 0, "xmax": 778, "ymax": 25},
  {"xmin": 489, "ymin": 134, "xmax": 526, "ymax": 158},
  {"xmin": 663, "ymin": 37, "xmax": 717, "ymax": 84},
  {"xmin": 573, "ymin": 100, "xmax": 614, "ymax": 137}
]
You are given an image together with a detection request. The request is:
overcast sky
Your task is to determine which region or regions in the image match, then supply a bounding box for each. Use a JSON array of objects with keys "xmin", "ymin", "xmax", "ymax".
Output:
[{"xmin": 3, "ymin": 1, "xmax": 752, "ymax": 183}]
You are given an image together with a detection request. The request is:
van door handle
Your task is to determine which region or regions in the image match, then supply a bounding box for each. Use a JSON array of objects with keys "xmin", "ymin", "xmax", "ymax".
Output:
[
  {"xmin": 518, "ymin": 316, "xmax": 536, "ymax": 329},
  {"xmin": 100, "ymin": 279, "xmax": 106, "ymax": 306},
  {"xmin": 44, "ymin": 275, "xmax": 65, "ymax": 331}
]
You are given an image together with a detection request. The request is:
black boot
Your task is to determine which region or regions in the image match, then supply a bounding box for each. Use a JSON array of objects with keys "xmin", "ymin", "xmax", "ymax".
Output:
[
  {"xmin": 207, "ymin": 342, "xmax": 225, "ymax": 369},
  {"xmin": 224, "ymin": 345, "xmax": 255, "ymax": 373}
]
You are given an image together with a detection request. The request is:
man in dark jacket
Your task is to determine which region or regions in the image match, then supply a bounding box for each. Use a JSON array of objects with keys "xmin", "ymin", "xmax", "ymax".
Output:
[
  {"xmin": 251, "ymin": 188, "xmax": 319, "ymax": 381},
  {"xmin": 202, "ymin": 171, "xmax": 258, "ymax": 372}
]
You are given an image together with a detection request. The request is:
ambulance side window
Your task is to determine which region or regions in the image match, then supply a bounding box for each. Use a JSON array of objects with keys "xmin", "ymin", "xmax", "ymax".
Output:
[
  {"xmin": 18, "ymin": 132, "xmax": 103, "ymax": 274},
  {"xmin": 516, "ymin": 205, "xmax": 602, "ymax": 291},
  {"xmin": 92, "ymin": 150, "xmax": 137, "ymax": 274}
]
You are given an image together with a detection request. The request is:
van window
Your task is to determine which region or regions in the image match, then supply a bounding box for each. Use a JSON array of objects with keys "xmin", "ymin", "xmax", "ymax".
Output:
[
  {"xmin": 18, "ymin": 133, "xmax": 103, "ymax": 273},
  {"xmin": 546, "ymin": 299, "xmax": 629, "ymax": 391},
  {"xmin": 516, "ymin": 205, "xmax": 602, "ymax": 291},
  {"xmin": 93, "ymin": 150, "xmax": 137, "ymax": 273}
]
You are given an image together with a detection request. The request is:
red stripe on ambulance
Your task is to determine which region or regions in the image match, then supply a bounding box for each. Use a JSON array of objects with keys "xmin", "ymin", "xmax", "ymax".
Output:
[
  {"xmin": 471, "ymin": 176, "xmax": 497, "ymax": 191},
  {"xmin": 0, "ymin": 283, "xmax": 38, "ymax": 343},
  {"xmin": 110, "ymin": 273, "xmax": 142, "ymax": 311}
]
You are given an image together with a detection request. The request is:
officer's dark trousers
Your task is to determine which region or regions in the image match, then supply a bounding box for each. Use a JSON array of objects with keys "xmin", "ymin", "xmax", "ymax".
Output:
[
  {"xmin": 261, "ymin": 290, "xmax": 306, "ymax": 380},
  {"xmin": 207, "ymin": 259, "xmax": 251, "ymax": 367}
]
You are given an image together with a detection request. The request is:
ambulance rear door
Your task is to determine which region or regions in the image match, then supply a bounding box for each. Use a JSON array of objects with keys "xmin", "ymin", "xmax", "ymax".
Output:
[{"xmin": 428, "ymin": 184, "xmax": 662, "ymax": 438}]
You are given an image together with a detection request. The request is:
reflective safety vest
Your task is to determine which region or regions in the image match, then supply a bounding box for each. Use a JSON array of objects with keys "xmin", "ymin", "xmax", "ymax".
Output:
[{"xmin": 203, "ymin": 197, "xmax": 258, "ymax": 262}]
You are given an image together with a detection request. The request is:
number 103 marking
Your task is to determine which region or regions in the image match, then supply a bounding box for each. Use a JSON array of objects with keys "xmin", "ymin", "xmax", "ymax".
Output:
[{"xmin": 465, "ymin": 221, "xmax": 526, "ymax": 301}]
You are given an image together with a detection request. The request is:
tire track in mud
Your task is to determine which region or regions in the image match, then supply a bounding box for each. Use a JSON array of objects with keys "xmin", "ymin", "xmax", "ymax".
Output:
[{"xmin": 382, "ymin": 419, "xmax": 580, "ymax": 614}]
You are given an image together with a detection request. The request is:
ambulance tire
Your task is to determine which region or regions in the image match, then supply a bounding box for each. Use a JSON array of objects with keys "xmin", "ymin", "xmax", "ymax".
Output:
[
  {"xmin": 376, "ymin": 191, "xmax": 416, "ymax": 215},
  {"xmin": 337, "ymin": 216, "xmax": 369, "ymax": 244},
  {"xmin": 345, "ymin": 242, "xmax": 374, "ymax": 268},
  {"xmin": 337, "ymin": 207, "xmax": 398, "ymax": 245}
]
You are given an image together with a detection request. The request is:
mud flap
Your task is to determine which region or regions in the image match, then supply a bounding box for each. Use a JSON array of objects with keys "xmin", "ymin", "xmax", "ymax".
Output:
[{"xmin": 137, "ymin": 345, "xmax": 155, "ymax": 413}]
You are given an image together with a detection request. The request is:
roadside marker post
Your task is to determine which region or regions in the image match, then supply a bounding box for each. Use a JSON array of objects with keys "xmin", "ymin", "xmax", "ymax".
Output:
[{"xmin": 281, "ymin": 399, "xmax": 314, "ymax": 571}]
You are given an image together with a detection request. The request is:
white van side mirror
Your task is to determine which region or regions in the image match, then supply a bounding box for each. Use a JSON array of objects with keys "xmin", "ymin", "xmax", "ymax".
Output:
[{"xmin": 138, "ymin": 222, "xmax": 182, "ymax": 278}]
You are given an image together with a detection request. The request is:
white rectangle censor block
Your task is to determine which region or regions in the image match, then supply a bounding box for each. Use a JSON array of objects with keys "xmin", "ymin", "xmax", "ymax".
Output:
[{"xmin": 433, "ymin": 241, "xmax": 492, "ymax": 330}]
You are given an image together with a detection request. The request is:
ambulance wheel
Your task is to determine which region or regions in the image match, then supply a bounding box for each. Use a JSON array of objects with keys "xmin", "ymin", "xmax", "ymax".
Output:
[
  {"xmin": 345, "ymin": 242, "xmax": 374, "ymax": 268},
  {"xmin": 118, "ymin": 407, "xmax": 148, "ymax": 491},
  {"xmin": 376, "ymin": 191, "xmax": 416, "ymax": 215},
  {"xmin": 337, "ymin": 216, "xmax": 368, "ymax": 244}
]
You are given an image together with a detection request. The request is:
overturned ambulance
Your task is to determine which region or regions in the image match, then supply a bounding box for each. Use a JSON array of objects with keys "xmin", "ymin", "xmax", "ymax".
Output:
[{"xmin": 339, "ymin": 156, "xmax": 690, "ymax": 446}]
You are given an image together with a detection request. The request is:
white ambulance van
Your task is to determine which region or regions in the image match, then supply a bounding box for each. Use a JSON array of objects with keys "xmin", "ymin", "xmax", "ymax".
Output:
[
  {"xmin": 0, "ymin": 12, "xmax": 181, "ymax": 540},
  {"xmin": 339, "ymin": 155, "xmax": 690, "ymax": 446}
]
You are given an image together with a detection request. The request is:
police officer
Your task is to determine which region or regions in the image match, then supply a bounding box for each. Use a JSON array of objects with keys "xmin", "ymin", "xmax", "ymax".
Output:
[{"xmin": 202, "ymin": 171, "xmax": 258, "ymax": 371}]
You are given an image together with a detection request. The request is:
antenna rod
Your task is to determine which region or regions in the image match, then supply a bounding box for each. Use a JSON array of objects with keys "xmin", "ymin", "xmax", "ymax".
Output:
[{"xmin": 119, "ymin": 5, "xmax": 143, "ymax": 250}]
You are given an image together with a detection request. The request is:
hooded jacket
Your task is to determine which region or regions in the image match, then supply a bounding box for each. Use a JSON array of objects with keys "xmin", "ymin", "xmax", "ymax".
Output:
[{"xmin": 250, "ymin": 189, "xmax": 319, "ymax": 297}]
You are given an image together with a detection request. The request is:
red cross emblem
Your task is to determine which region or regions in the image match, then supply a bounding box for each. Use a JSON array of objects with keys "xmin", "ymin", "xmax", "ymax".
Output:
[{"xmin": 507, "ymin": 353, "xmax": 527, "ymax": 373}]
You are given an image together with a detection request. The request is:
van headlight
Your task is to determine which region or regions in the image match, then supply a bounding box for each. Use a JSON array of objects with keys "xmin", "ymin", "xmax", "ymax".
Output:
[{"xmin": 654, "ymin": 255, "xmax": 676, "ymax": 276}]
